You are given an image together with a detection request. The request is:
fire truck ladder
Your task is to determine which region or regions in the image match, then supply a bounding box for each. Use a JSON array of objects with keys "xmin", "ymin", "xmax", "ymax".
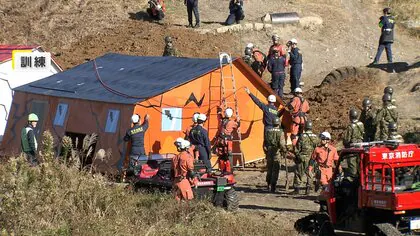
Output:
[{"xmin": 219, "ymin": 52, "xmax": 245, "ymax": 168}]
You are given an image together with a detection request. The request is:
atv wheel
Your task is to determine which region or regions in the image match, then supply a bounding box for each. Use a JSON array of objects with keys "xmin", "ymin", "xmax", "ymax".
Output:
[
  {"xmin": 369, "ymin": 223, "xmax": 402, "ymax": 236},
  {"xmin": 223, "ymin": 188, "xmax": 239, "ymax": 211},
  {"xmin": 294, "ymin": 212, "xmax": 336, "ymax": 236}
]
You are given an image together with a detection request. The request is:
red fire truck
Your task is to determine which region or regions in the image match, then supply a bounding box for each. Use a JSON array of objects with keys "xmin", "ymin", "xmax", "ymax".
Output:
[{"xmin": 295, "ymin": 141, "xmax": 420, "ymax": 235}]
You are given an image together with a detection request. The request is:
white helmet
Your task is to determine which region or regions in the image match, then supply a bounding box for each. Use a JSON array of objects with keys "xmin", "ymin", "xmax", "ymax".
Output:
[
  {"xmin": 272, "ymin": 34, "xmax": 280, "ymax": 40},
  {"xmin": 174, "ymin": 137, "xmax": 184, "ymax": 147},
  {"xmin": 267, "ymin": 95, "xmax": 276, "ymax": 103},
  {"xmin": 294, "ymin": 87, "xmax": 303, "ymax": 93},
  {"xmin": 291, "ymin": 38, "xmax": 298, "ymax": 44},
  {"xmin": 180, "ymin": 140, "xmax": 191, "ymax": 149},
  {"xmin": 131, "ymin": 114, "xmax": 140, "ymax": 123},
  {"xmin": 224, "ymin": 108, "xmax": 234, "ymax": 118},
  {"xmin": 198, "ymin": 113, "xmax": 207, "ymax": 122},
  {"xmin": 246, "ymin": 43, "xmax": 254, "ymax": 49},
  {"xmin": 320, "ymin": 131, "xmax": 331, "ymax": 140},
  {"xmin": 192, "ymin": 113, "xmax": 200, "ymax": 123}
]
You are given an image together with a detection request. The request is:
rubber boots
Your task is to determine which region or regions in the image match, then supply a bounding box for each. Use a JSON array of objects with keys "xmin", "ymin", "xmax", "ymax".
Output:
[
  {"xmin": 305, "ymin": 186, "xmax": 312, "ymax": 195},
  {"xmin": 292, "ymin": 187, "xmax": 300, "ymax": 195},
  {"xmin": 270, "ymin": 184, "xmax": 276, "ymax": 193}
]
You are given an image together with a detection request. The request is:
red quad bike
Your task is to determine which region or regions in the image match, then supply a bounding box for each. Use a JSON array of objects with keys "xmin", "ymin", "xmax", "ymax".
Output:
[
  {"xmin": 125, "ymin": 154, "xmax": 239, "ymax": 211},
  {"xmin": 295, "ymin": 141, "xmax": 420, "ymax": 235},
  {"xmin": 146, "ymin": 0, "xmax": 165, "ymax": 21}
]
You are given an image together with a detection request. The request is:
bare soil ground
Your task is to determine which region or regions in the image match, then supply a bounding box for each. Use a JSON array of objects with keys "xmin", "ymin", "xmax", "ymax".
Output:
[
  {"xmin": 235, "ymin": 166, "xmax": 319, "ymax": 236},
  {"xmin": 1, "ymin": 0, "xmax": 419, "ymax": 234},
  {"xmin": 306, "ymin": 68, "xmax": 387, "ymax": 144}
]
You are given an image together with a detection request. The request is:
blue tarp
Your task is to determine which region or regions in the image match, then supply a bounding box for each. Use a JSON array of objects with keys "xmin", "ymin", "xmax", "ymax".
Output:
[{"xmin": 15, "ymin": 53, "xmax": 221, "ymax": 104}]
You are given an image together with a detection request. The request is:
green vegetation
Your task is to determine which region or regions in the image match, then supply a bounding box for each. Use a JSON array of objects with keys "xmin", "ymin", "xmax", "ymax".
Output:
[{"xmin": 0, "ymin": 131, "xmax": 280, "ymax": 235}]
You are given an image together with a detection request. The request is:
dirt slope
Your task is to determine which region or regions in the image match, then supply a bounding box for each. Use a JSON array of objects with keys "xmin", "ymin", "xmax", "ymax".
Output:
[
  {"xmin": 300, "ymin": 63, "xmax": 420, "ymax": 144},
  {"xmin": 305, "ymin": 67, "xmax": 387, "ymax": 143},
  {"xmin": 2, "ymin": 0, "xmax": 420, "ymax": 80},
  {"xmin": 56, "ymin": 21, "xmax": 239, "ymax": 69}
]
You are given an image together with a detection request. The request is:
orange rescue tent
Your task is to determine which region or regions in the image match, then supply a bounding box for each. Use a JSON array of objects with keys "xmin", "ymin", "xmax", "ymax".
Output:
[{"xmin": 1, "ymin": 53, "xmax": 291, "ymax": 172}]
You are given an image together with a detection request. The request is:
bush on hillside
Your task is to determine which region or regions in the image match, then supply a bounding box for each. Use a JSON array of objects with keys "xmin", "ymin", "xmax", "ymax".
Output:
[{"xmin": 0, "ymin": 131, "xmax": 280, "ymax": 235}]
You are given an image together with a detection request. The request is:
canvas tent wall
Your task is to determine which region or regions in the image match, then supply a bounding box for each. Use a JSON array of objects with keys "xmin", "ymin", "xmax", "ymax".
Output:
[
  {"xmin": 0, "ymin": 45, "xmax": 62, "ymax": 142},
  {"xmin": 2, "ymin": 53, "xmax": 290, "ymax": 172}
]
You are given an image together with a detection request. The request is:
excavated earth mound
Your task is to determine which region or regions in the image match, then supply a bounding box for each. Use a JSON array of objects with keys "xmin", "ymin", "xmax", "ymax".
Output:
[{"xmin": 305, "ymin": 67, "xmax": 387, "ymax": 144}]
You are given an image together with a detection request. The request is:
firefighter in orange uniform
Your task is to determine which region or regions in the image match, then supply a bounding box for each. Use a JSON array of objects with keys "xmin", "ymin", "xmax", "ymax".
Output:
[
  {"xmin": 246, "ymin": 43, "xmax": 267, "ymax": 77},
  {"xmin": 309, "ymin": 132, "xmax": 339, "ymax": 188},
  {"xmin": 287, "ymin": 87, "xmax": 310, "ymax": 146},
  {"xmin": 172, "ymin": 138, "xmax": 195, "ymax": 201},
  {"xmin": 268, "ymin": 34, "xmax": 287, "ymax": 60},
  {"xmin": 214, "ymin": 107, "xmax": 240, "ymax": 172}
]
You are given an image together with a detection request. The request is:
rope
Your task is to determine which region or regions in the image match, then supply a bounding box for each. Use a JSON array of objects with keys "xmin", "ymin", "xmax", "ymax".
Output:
[
  {"xmin": 93, "ymin": 59, "xmax": 150, "ymax": 100},
  {"xmin": 93, "ymin": 59, "xmax": 263, "ymax": 122},
  {"xmin": 94, "ymin": 59, "xmax": 219, "ymax": 109}
]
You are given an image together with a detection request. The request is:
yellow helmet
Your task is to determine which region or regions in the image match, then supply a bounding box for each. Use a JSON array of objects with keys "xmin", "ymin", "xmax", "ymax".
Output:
[{"xmin": 28, "ymin": 113, "xmax": 39, "ymax": 122}]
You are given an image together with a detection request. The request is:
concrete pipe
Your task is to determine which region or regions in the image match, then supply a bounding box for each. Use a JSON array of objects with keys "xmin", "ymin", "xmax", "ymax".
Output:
[{"xmin": 270, "ymin": 12, "xmax": 299, "ymax": 24}]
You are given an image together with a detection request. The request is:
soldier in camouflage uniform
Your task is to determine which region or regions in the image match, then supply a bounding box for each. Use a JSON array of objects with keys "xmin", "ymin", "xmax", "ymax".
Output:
[
  {"xmin": 359, "ymin": 98, "xmax": 377, "ymax": 142},
  {"xmin": 384, "ymin": 86, "xmax": 397, "ymax": 106},
  {"xmin": 163, "ymin": 36, "xmax": 180, "ymax": 57},
  {"xmin": 242, "ymin": 47, "xmax": 253, "ymax": 67},
  {"xmin": 387, "ymin": 122, "xmax": 404, "ymax": 143},
  {"xmin": 375, "ymin": 93, "xmax": 398, "ymax": 141},
  {"xmin": 264, "ymin": 117, "xmax": 287, "ymax": 193},
  {"xmin": 343, "ymin": 108, "xmax": 364, "ymax": 183},
  {"xmin": 293, "ymin": 120, "xmax": 319, "ymax": 195}
]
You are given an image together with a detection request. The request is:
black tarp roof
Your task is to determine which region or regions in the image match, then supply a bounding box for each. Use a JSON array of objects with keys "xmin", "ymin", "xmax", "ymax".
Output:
[{"xmin": 14, "ymin": 53, "xmax": 222, "ymax": 104}]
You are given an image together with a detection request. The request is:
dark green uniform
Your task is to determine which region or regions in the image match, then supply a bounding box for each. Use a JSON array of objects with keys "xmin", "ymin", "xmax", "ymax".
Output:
[
  {"xmin": 264, "ymin": 127, "xmax": 286, "ymax": 190},
  {"xmin": 375, "ymin": 104, "xmax": 398, "ymax": 141},
  {"xmin": 293, "ymin": 131, "xmax": 319, "ymax": 191},
  {"xmin": 163, "ymin": 45, "xmax": 179, "ymax": 57},
  {"xmin": 21, "ymin": 124, "xmax": 38, "ymax": 165},
  {"xmin": 343, "ymin": 120, "xmax": 364, "ymax": 182},
  {"xmin": 343, "ymin": 121, "xmax": 364, "ymax": 147},
  {"xmin": 242, "ymin": 55, "xmax": 253, "ymax": 67},
  {"xmin": 359, "ymin": 108, "xmax": 376, "ymax": 142}
]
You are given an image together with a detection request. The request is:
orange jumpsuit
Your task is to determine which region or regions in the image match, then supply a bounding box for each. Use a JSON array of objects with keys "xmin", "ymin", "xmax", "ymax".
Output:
[
  {"xmin": 252, "ymin": 48, "xmax": 266, "ymax": 76},
  {"xmin": 268, "ymin": 44, "xmax": 287, "ymax": 59},
  {"xmin": 288, "ymin": 96, "xmax": 310, "ymax": 145},
  {"xmin": 311, "ymin": 145, "xmax": 339, "ymax": 185},
  {"xmin": 218, "ymin": 118, "xmax": 239, "ymax": 151},
  {"xmin": 172, "ymin": 150, "xmax": 195, "ymax": 201},
  {"xmin": 216, "ymin": 117, "xmax": 240, "ymax": 172},
  {"xmin": 252, "ymin": 48, "xmax": 265, "ymax": 63}
]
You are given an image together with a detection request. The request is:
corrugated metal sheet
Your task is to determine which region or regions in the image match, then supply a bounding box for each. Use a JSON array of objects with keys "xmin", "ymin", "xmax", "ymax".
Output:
[
  {"xmin": 15, "ymin": 53, "xmax": 223, "ymax": 105},
  {"xmin": 0, "ymin": 45, "xmax": 39, "ymax": 63}
]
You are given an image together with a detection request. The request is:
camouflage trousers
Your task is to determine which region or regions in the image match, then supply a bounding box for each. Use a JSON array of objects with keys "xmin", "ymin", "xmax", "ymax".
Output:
[
  {"xmin": 377, "ymin": 123, "xmax": 390, "ymax": 141},
  {"xmin": 266, "ymin": 150, "xmax": 281, "ymax": 187},
  {"xmin": 128, "ymin": 155, "xmax": 142, "ymax": 176},
  {"xmin": 293, "ymin": 155, "xmax": 313, "ymax": 189},
  {"xmin": 345, "ymin": 154, "xmax": 359, "ymax": 181}
]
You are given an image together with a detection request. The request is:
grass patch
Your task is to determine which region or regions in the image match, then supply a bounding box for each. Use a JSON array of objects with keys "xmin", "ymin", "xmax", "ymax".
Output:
[{"xmin": 0, "ymin": 131, "xmax": 283, "ymax": 235}]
